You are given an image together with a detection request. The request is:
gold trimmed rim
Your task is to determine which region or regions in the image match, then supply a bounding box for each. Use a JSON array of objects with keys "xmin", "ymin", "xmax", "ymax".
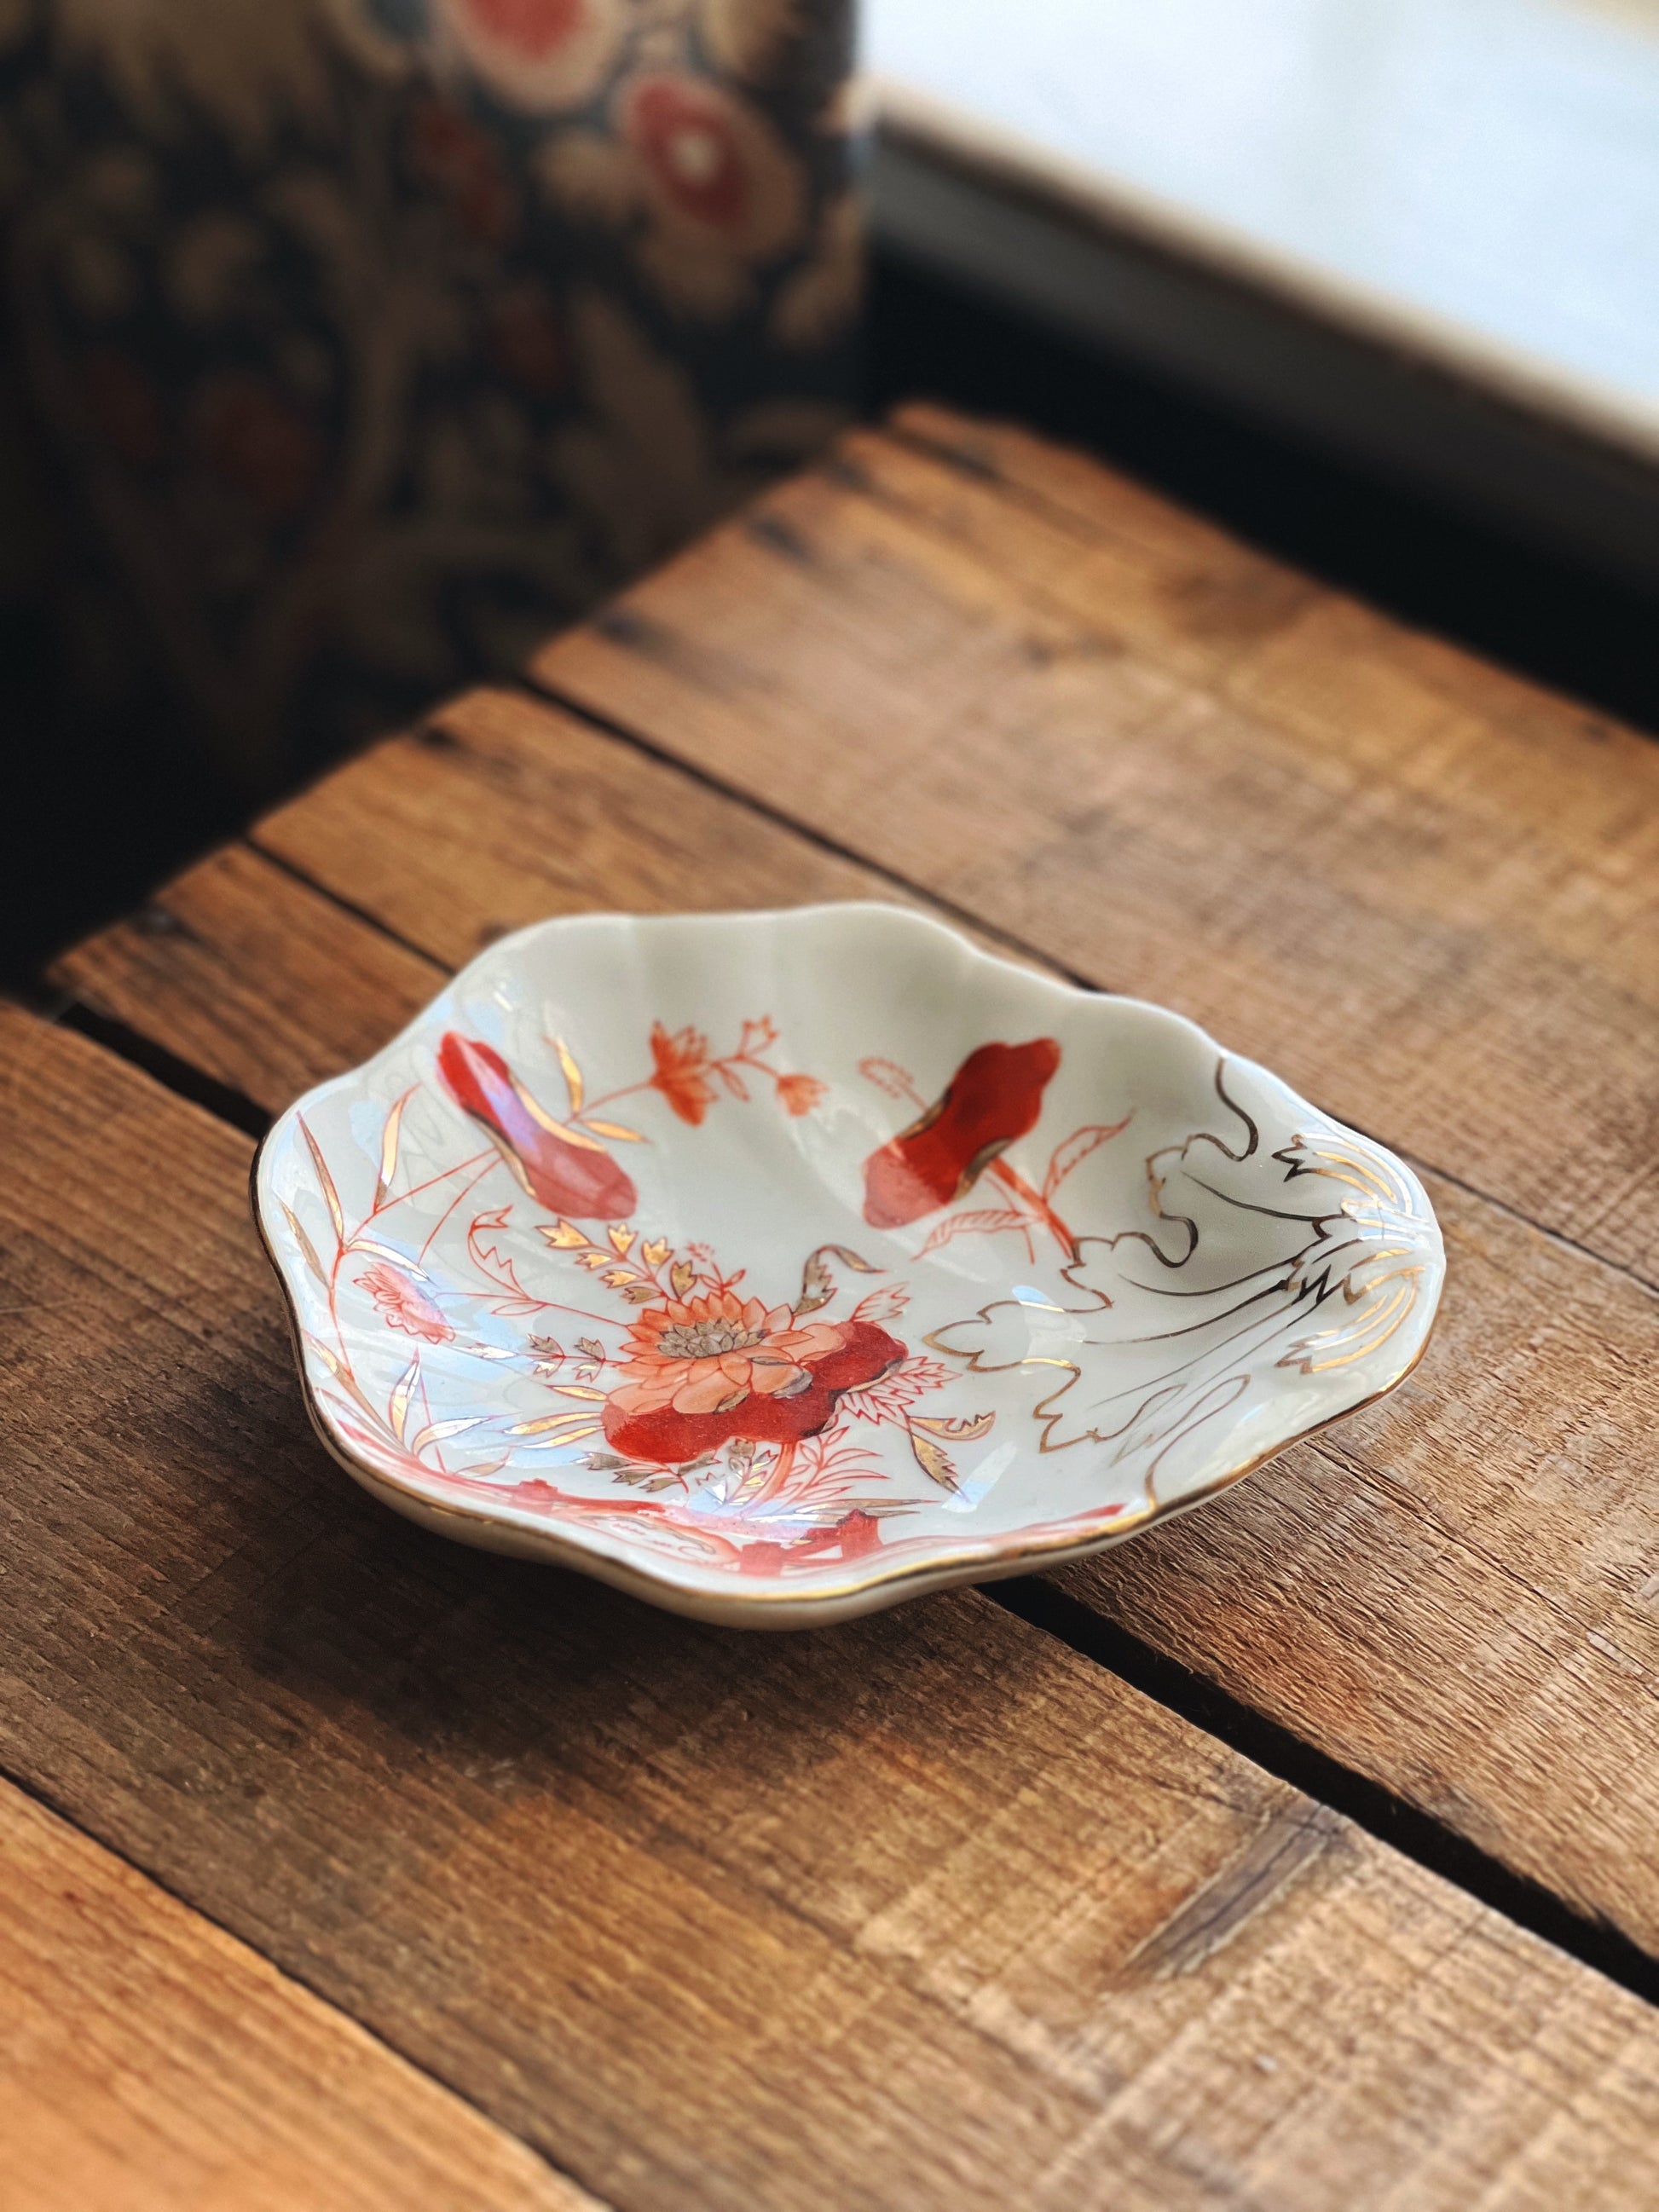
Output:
[{"xmin": 249, "ymin": 901, "xmax": 1448, "ymax": 1625}]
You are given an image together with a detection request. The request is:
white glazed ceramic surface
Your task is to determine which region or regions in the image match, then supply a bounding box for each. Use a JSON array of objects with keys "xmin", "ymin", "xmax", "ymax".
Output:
[{"xmin": 255, "ymin": 904, "xmax": 1444, "ymax": 1626}]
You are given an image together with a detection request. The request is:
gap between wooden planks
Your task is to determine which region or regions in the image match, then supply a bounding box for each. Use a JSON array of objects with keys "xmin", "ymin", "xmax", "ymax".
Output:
[
  {"xmin": 0, "ymin": 1770, "xmax": 598, "ymax": 2212},
  {"xmin": 55, "ymin": 677, "xmax": 1659, "ymax": 1970},
  {"xmin": 7, "ymin": 998, "xmax": 1659, "ymax": 2211}
]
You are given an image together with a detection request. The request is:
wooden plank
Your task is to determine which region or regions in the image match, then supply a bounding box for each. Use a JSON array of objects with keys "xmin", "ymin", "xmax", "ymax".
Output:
[
  {"xmin": 529, "ymin": 418, "xmax": 1659, "ymax": 1281},
  {"xmin": 53, "ymin": 840, "xmax": 445, "ymax": 1114},
  {"xmin": 9, "ymin": 1003, "xmax": 1659, "ymax": 2209},
  {"xmin": 55, "ymin": 690, "xmax": 896, "ymax": 1117},
  {"xmin": 258, "ymin": 687, "xmax": 888, "ymax": 971},
  {"xmin": 887, "ymin": 398, "xmax": 1659, "ymax": 735},
  {"xmin": 53, "ymin": 686, "xmax": 910, "ymax": 1114},
  {"xmin": 48, "ymin": 686, "xmax": 1659, "ymax": 1961},
  {"xmin": 883, "ymin": 403, "xmax": 1325, "ymax": 689},
  {"xmin": 0, "ymin": 1775, "xmax": 594, "ymax": 2212},
  {"xmin": 1061, "ymin": 1164, "xmax": 1659, "ymax": 1937}
]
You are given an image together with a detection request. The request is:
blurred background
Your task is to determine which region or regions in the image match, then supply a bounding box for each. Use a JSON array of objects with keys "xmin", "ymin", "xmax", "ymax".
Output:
[{"xmin": 5, "ymin": 0, "xmax": 1657, "ymax": 981}]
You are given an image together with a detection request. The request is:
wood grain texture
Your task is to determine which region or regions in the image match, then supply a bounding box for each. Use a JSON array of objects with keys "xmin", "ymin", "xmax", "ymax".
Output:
[
  {"xmin": 54, "ymin": 687, "xmax": 901, "ymax": 1116},
  {"xmin": 52, "ymin": 840, "xmax": 446, "ymax": 1115},
  {"xmin": 1063, "ymin": 1168, "xmax": 1659, "ymax": 1937},
  {"xmin": 7, "ymin": 1002, "xmax": 1659, "ymax": 2211},
  {"xmin": 258, "ymin": 686, "xmax": 888, "ymax": 971},
  {"xmin": 53, "ymin": 679, "xmax": 882, "ymax": 1116},
  {"xmin": 530, "ymin": 417, "xmax": 1659, "ymax": 1281},
  {"xmin": 58, "ymin": 679, "xmax": 1659, "ymax": 1960},
  {"xmin": 0, "ymin": 1776, "xmax": 596, "ymax": 2212}
]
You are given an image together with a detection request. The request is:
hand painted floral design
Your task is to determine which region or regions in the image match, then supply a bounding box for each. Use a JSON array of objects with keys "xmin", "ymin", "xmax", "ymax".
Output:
[
  {"xmin": 275, "ymin": 1006, "xmax": 1023, "ymax": 1585},
  {"xmin": 859, "ymin": 1040, "xmax": 1130, "ymax": 1263},
  {"xmin": 439, "ymin": 1032, "xmax": 639, "ymax": 1220},
  {"xmin": 357, "ymin": 1261, "xmax": 455, "ymax": 1344},
  {"xmin": 776, "ymin": 1071, "xmax": 827, "ymax": 1115},
  {"xmin": 863, "ymin": 1039, "xmax": 1061, "ymax": 1228},
  {"xmin": 437, "ymin": 1009, "xmax": 829, "ymax": 1222},
  {"xmin": 648, "ymin": 1014, "xmax": 822, "ymax": 1124},
  {"xmin": 602, "ymin": 1291, "xmax": 905, "ymax": 1462},
  {"xmin": 512, "ymin": 1216, "xmax": 975, "ymax": 1505},
  {"xmin": 290, "ymin": 1022, "xmax": 1138, "ymax": 1567},
  {"xmin": 259, "ymin": 913, "xmax": 1445, "ymax": 1617},
  {"xmin": 647, "ymin": 1023, "xmax": 720, "ymax": 1123},
  {"xmin": 269, "ymin": 1047, "xmax": 1442, "ymax": 1599}
]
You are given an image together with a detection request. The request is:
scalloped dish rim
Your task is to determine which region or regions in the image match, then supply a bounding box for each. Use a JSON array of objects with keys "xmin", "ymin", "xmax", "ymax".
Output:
[{"xmin": 251, "ymin": 903, "xmax": 1446, "ymax": 1628}]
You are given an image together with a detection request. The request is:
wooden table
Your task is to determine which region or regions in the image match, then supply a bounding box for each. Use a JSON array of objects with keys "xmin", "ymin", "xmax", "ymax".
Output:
[{"xmin": 7, "ymin": 404, "xmax": 1659, "ymax": 2209}]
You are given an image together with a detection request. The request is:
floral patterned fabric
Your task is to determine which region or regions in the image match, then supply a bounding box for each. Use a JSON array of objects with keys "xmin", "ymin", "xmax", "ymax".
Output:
[{"xmin": 0, "ymin": 0, "xmax": 859, "ymax": 784}]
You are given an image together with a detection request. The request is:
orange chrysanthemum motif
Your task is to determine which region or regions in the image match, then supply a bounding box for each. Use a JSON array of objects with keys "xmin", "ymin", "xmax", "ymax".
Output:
[
  {"xmin": 648, "ymin": 1021, "xmax": 717, "ymax": 1124},
  {"xmin": 603, "ymin": 1291, "xmax": 904, "ymax": 1464},
  {"xmin": 775, "ymin": 1072, "xmax": 827, "ymax": 1117},
  {"xmin": 357, "ymin": 1263, "xmax": 454, "ymax": 1346}
]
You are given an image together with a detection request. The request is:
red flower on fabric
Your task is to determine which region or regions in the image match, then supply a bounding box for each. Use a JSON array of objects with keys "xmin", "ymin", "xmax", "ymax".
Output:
[
  {"xmin": 602, "ymin": 1291, "xmax": 904, "ymax": 1464},
  {"xmin": 438, "ymin": 1032, "xmax": 637, "ymax": 1221},
  {"xmin": 445, "ymin": 0, "xmax": 623, "ymax": 112},
  {"xmin": 863, "ymin": 1038, "xmax": 1061, "ymax": 1228},
  {"xmin": 623, "ymin": 76, "xmax": 750, "ymax": 234},
  {"xmin": 194, "ymin": 374, "xmax": 320, "ymax": 520},
  {"xmin": 410, "ymin": 97, "xmax": 515, "ymax": 243},
  {"xmin": 463, "ymin": 0, "xmax": 587, "ymax": 57},
  {"xmin": 357, "ymin": 1263, "xmax": 454, "ymax": 1345},
  {"xmin": 648, "ymin": 1021, "xmax": 717, "ymax": 1125}
]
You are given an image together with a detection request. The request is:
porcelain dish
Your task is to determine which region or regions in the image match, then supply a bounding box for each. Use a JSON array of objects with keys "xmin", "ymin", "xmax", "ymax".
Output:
[{"xmin": 254, "ymin": 904, "xmax": 1444, "ymax": 1626}]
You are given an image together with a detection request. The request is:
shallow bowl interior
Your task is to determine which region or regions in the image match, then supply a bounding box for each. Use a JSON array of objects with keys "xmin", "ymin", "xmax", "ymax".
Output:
[{"xmin": 256, "ymin": 904, "xmax": 1444, "ymax": 1624}]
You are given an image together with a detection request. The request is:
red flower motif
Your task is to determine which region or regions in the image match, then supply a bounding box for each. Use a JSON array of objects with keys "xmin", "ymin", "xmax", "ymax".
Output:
[
  {"xmin": 648, "ymin": 1021, "xmax": 717, "ymax": 1125},
  {"xmin": 445, "ymin": 0, "xmax": 623, "ymax": 113},
  {"xmin": 623, "ymin": 76, "xmax": 751, "ymax": 234},
  {"xmin": 602, "ymin": 1291, "xmax": 904, "ymax": 1464},
  {"xmin": 438, "ymin": 1032, "xmax": 636, "ymax": 1221},
  {"xmin": 463, "ymin": 0, "xmax": 587, "ymax": 58},
  {"xmin": 410, "ymin": 96, "xmax": 515, "ymax": 243},
  {"xmin": 863, "ymin": 1039, "xmax": 1061, "ymax": 1228},
  {"xmin": 194, "ymin": 374, "xmax": 320, "ymax": 520},
  {"xmin": 776, "ymin": 1072, "xmax": 827, "ymax": 1117},
  {"xmin": 357, "ymin": 1263, "xmax": 454, "ymax": 1346}
]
